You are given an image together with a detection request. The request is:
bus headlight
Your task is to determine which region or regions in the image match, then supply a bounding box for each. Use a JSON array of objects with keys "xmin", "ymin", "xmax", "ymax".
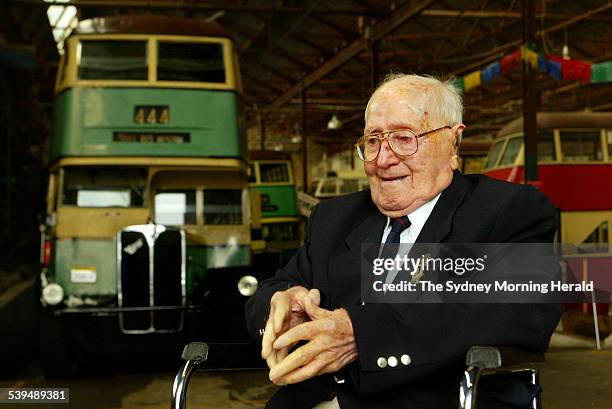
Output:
[
  {"xmin": 42, "ymin": 283, "xmax": 64, "ymax": 306},
  {"xmin": 237, "ymin": 275, "xmax": 258, "ymax": 297}
]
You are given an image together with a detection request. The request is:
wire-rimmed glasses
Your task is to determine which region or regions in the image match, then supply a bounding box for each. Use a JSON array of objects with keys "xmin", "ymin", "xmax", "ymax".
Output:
[{"xmin": 355, "ymin": 125, "xmax": 452, "ymax": 162}]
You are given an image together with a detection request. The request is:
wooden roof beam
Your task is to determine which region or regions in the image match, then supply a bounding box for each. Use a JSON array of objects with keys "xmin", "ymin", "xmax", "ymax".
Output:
[
  {"xmin": 312, "ymin": 14, "xmax": 356, "ymax": 39},
  {"xmin": 10, "ymin": 0, "xmax": 376, "ymax": 15},
  {"xmin": 265, "ymin": 0, "xmax": 437, "ymax": 111},
  {"xmin": 422, "ymin": 9, "xmax": 612, "ymax": 20}
]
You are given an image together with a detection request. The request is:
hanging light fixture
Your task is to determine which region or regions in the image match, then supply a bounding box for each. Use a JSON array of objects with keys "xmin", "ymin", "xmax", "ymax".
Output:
[
  {"xmin": 562, "ymin": 44, "xmax": 570, "ymax": 60},
  {"xmin": 562, "ymin": 28, "xmax": 570, "ymax": 60},
  {"xmin": 327, "ymin": 114, "xmax": 343, "ymax": 130}
]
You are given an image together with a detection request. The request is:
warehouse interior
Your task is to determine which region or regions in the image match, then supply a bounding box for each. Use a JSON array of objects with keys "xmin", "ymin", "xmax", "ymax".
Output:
[{"xmin": 0, "ymin": 1, "xmax": 611, "ymax": 408}]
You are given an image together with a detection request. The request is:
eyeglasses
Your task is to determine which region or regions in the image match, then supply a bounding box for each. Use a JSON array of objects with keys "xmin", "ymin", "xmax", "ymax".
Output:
[{"xmin": 355, "ymin": 125, "xmax": 452, "ymax": 162}]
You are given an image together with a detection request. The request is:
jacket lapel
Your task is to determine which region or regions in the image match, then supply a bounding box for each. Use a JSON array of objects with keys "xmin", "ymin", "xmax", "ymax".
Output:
[
  {"xmin": 326, "ymin": 206, "xmax": 386, "ymax": 308},
  {"xmin": 416, "ymin": 171, "xmax": 472, "ymax": 243},
  {"xmin": 345, "ymin": 208, "xmax": 387, "ymax": 250}
]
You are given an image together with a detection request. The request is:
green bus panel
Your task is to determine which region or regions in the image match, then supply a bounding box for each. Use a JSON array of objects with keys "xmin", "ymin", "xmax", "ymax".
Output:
[
  {"xmin": 252, "ymin": 185, "xmax": 298, "ymax": 218},
  {"xmin": 51, "ymin": 88, "xmax": 245, "ymax": 161},
  {"xmin": 53, "ymin": 239, "xmax": 117, "ymax": 297}
]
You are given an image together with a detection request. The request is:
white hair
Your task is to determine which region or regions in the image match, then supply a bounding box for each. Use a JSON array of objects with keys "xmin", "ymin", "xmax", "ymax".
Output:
[{"xmin": 365, "ymin": 73, "xmax": 464, "ymax": 128}]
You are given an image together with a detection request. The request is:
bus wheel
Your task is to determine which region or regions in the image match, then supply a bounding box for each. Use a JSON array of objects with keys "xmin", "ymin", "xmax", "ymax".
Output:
[{"xmin": 39, "ymin": 313, "xmax": 74, "ymax": 378}]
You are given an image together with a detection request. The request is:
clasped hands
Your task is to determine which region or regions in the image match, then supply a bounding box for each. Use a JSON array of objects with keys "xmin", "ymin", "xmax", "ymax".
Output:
[{"xmin": 261, "ymin": 286, "xmax": 358, "ymax": 385}]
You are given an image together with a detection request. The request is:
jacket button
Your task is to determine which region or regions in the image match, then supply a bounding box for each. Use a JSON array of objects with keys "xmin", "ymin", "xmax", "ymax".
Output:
[
  {"xmin": 377, "ymin": 357, "xmax": 387, "ymax": 368},
  {"xmin": 388, "ymin": 356, "xmax": 398, "ymax": 367},
  {"xmin": 401, "ymin": 354, "xmax": 411, "ymax": 366}
]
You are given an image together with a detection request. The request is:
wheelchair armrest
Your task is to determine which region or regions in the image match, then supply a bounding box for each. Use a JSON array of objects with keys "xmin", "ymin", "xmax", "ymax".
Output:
[
  {"xmin": 170, "ymin": 342, "xmax": 264, "ymax": 409},
  {"xmin": 181, "ymin": 342, "xmax": 209, "ymax": 363},
  {"xmin": 172, "ymin": 343, "xmax": 209, "ymax": 409},
  {"xmin": 466, "ymin": 346, "xmax": 544, "ymax": 369},
  {"xmin": 460, "ymin": 346, "xmax": 544, "ymax": 409}
]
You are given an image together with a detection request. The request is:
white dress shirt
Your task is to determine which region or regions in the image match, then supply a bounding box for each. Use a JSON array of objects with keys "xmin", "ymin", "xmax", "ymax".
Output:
[
  {"xmin": 380, "ymin": 193, "xmax": 441, "ymax": 244},
  {"xmin": 380, "ymin": 193, "xmax": 441, "ymax": 285}
]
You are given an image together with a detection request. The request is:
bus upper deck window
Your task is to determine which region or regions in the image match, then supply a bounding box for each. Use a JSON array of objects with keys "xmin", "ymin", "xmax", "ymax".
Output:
[
  {"xmin": 78, "ymin": 41, "xmax": 148, "ymax": 80},
  {"xmin": 484, "ymin": 140, "xmax": 505, "ymax": 169},
  {"xmin": 155, "ymin": 189, "xmax": 196, "ymax": 226},
  {"xmin": 499, "ymin": 137, "xmax": 522, "ymax": 166},
  {"xmin": 157, "ymin": 42, "xmax": 225, "ymax": 83},
  {"xmin": 560, "ymin": 131, "xmax": 602, "ymax": 161},
  {"xmin": 259, "ymin": 163, "xmax": 289, "ymax": 183},
  {"xmin": 204, "ymin": 189, "xmax": 242, "ymax": 225}
]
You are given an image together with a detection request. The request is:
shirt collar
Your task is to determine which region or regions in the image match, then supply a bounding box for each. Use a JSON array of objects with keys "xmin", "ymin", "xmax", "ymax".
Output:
[{"xmin": 383, "ymin": 192, "xmax": 442, "ymax": 231}]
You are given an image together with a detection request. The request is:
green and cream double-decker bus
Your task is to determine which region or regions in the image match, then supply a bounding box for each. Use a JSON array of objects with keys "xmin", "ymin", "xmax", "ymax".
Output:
[
  {"xmin": 248, "ymin": 151, "xmax": 303, "ymax": 264},
  {"xmin": 39, "ymin": 15, "xmax": 275, "ymax": 376}
]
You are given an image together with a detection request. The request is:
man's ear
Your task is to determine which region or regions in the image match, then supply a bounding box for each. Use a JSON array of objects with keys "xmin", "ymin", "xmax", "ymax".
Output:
[
  {"xmin": 450, "ymin": 124, "xmax": 465, "ymax": 171},
  {"xmin": 452, "ymin": 123, "xmax": 466, "ymax": 153}
]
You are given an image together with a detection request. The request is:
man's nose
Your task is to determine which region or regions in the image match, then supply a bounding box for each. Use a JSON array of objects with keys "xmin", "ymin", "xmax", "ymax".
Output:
[{"xmin": 376, "ymin": 139, "xmax": 400, "ymax": 168}]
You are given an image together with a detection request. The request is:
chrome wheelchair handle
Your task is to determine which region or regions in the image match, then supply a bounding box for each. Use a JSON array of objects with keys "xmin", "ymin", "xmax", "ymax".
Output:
[
  {"xmin": 459, "ymin": 364, "xmax": 482, "ymax": 409},
  {"xmin": 171, "ymin": 342, "xmax": 209, "ymax": 409}
]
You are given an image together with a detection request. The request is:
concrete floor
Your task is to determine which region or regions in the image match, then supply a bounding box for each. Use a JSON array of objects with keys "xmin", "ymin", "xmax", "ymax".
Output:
[
  {"xmin": 542, "ymin": 333, "xmax": 612, "ymax": 409},
  {"xmin": 2, "ymin": 332, "xmax": 611, "ymax": 409}
]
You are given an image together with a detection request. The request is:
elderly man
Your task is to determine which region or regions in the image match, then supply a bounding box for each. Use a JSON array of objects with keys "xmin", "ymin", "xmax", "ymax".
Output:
[{"xmin": 245, "ymin": 74, "xmax": 561, "ymax": 409}]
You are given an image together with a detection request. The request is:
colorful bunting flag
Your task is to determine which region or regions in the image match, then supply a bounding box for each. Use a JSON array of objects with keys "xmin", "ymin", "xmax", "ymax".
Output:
[
  {"xmin": 453, "ymin": 77, "xmax": 465, "ymax": 92},
  {"xmin": 521, "ymin": 46, "xmax": 539, "ymax": 69},
  {"xmin": 548, "ymin": 55, "xmax": 592, "ymax": 84},
  {"xmin": 481, "ymin": 61, "xmax": 500, "ymax": 84},
  {"xmin": 591, "ymin": 61, "xmax": 612, "ymax": 84},
  {"xmin": 463, "ymin": 70, "xmax": 481, "ymax": 91},
  {"xmin": 500, "ymin": 50, "xmax": 521, "ymax": 74},
  {"xmin": 456, "ymin": 45, "xmax": 611, "ymax": 93},
  {"xmin": 547, "ymin": 59, "xmax": 562, "ymax": 81},
  {"xmin": 537, "ymin": 54, "xmax": 548, "ymax": 73}
]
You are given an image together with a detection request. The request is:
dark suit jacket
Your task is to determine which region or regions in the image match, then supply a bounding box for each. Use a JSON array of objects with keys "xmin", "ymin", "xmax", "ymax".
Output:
[{"xmin": 245, "ymin": 172, "xmax": 562, "ymax": 409}]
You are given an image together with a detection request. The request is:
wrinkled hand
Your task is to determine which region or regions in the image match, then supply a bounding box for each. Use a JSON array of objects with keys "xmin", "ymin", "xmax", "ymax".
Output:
[
  {"xmin": 261, "ymin": 286, "xmax": 321, "ymax": 370},
  {"xmin": 268, "ymin": 296, "xmax": 358, "ymax": 385}
]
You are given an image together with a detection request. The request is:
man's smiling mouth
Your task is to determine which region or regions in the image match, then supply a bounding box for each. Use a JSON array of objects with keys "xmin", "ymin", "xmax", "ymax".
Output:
[{"xmin": 380, "ymin": 175, "xmax": 408, "ymax": 182}]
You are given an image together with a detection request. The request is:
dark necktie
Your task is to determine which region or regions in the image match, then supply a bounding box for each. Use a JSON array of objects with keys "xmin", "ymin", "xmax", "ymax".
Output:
[
  {"xmin": 380, "ymin": 216, "xmax": 411, "ymax": 259},
  {"xmin": 379, "ymin": 216, "xmax": 412, "ymax": 286},
  {"xmin": 385, "ymin": 216, "xmax": 411, "ymax": 244}
]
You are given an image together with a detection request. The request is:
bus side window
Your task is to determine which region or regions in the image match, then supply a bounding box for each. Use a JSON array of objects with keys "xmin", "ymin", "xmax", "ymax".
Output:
[
  {"xmin": 260, "ymin": 163, "xmax": 289, "ymax": 183},
  {"xmin": 560, "ymin": 131, "xmax": 603, "ymax": 162},
  {"xmin": 340, "ymin": 179, "xmax": 359, "ymax": 194},
  {"xmin": 499, "ymin": 137, "xmax": 522, "ymax": 166},
  {"xmin": 155, "ymin": 189, "xmax": 196, "ymax": 226},
  {"xmin": 537, "ymin": 130, "xmax": 556, "ymax": 161},
  {"xmin": 320, "ymin": 179, "xmax": 337, "ymax": 195},
  {"xmin": 62, "ymin": 166, "xmax": 146, "ymax": 207},
  {"xmin": 484, "ymin": 139, "xmax": 505, "ymax": 169},
  {"xmin": 203, "ymin": 189, "xmax": 242, "ymax": 225},
  {"xmin": 580, "ymin": 221, "xmax": 609, "ymax": 253}
]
